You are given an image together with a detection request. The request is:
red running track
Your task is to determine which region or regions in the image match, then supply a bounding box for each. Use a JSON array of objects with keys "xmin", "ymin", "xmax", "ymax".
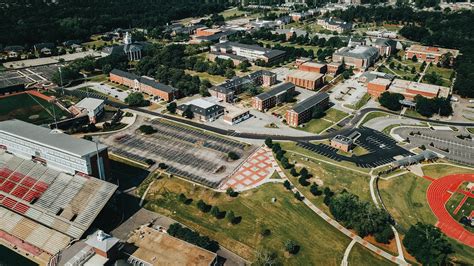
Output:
[{"xmin": 426, "ymin": 174, "xmax": 474, "ymax": 247}]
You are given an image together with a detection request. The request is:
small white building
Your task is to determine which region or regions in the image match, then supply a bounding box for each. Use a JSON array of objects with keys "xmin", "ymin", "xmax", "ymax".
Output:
[{"xmin": 74, "ymin": 98, "xmax": 105, "ymax": 123}]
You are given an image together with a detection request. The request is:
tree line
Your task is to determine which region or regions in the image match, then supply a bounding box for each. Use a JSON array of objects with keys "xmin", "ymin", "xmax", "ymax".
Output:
[{"xmin": 0, "ymin": 0, "xmax": 228, "ymax": 47}]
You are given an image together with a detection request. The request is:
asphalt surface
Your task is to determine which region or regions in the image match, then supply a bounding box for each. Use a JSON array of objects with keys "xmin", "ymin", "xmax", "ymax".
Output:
[{"xmin": 120, "ymin": 104, "xmax": 474, "ymax": 141}]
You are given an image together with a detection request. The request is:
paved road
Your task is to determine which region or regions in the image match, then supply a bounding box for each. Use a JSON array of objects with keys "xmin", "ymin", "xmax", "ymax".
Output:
[{"xmin": 120, "ymin": 104, "xmax": 474, "ymax": 141}]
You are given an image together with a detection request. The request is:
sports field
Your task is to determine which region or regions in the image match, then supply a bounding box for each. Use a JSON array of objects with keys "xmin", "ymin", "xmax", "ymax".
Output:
[{"xmin": 0, "ymin": 93, "xmax": 70, "ymax": 124}]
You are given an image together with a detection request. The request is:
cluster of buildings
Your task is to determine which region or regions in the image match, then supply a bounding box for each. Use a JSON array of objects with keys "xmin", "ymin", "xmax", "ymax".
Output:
[
  {"xmin": 405, "ymin": 44, "xmax": 459, "ymax": 66},
  {"xmin": 209, "ymin": 70, "xmax": 277, "ymax": 103},
  {"xmin": 368, "ymin": 77, "xmax": 450, "ymax": 100},
  {"xmin": 316, "ymin": 17, "xmax": 353, "ymax": 34},
  {"xmin": 101, "ymin": 32, "xmax": 149, "ymax": 61},
  {"xmin": 333, "ymin": 45, "xmax": 380, "ymax": 70},
  {"xmin": 109, "ymin": 69, "xmax": 178, "ymax": 102},
  {"xmin": 210, "ymin": 41, "xmax": 286, "ymax": 65}
]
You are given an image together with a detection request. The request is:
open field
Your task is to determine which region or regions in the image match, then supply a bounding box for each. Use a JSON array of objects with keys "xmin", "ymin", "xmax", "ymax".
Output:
[
  {"xmin": 360, "ymin": 111, "xmax": 389, "ymax": 125},
  {"xmin": 423, "ymin": 64, "xmax": 454, "ymax": 87},
  {"xmin": 379, "ymin": 173, "xmax": 436, "ymax": 233},
  {"xmin": 348, "ymin": 243, "xmax": 395, "ymax": 266},
  {"xmin": 0, "ymin": 93, "xmax": 70, "ymax": 124},
  {"xmin": 184, "ymin": 70, "xmax": 226, "ymax": 85},
  {"xmin": 279, "ymin": 142, "xmax": 372, "ymax": 201},
  {"xmin": 299, "ymin": 108, "xmax": 348, "ymax": 134},
  {"xmin": 422, "ymin": 164, "xmax": 474, "ymax": 179},
  {"xmin": 143, "ymin": 177, "xmax": 351, "ymax": 265}
]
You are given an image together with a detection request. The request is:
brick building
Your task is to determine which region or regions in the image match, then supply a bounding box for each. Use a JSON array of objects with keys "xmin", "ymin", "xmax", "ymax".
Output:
[
  {"xmin": 327, "ymin": 62, "xmax": 343, "ymax": 75},
  {"xmin": 253, "ymin": 82, "xmax": 296, "ymax": 111},
  {"xmin": 367, "ymin": 78, "xmax": 392, "ymax": 98},
  {"xmin": 331, "ymin": 135, "xmax": 353, "ymax": 152},
  {"xmin": 332, "ymin": 46, "xmax": 379, "ymax": 70},
  {"xmin": 405, "ymin": 45, "xmax": 459, "ymax": 65},
  {"xmin": 367, "ymin": 78, "xmax": 450, "ymax": 100},
  {"xmin": 286, "ymin": 93, "xmax": 330, "ymax": 127},
  {"xmin": 298, "ymin": 62, "xmax": 327, "ymax": 74},
  {"xmin": 286, "ymin": 70, "xmax": 324, "ymax": 90},
  {"xmin": 209, "ymin": 70, "xmax": 277, "ymax": 103},
  {"xmin": 109, "ymin": 69, "xmax": 178, "ymax": 102}
]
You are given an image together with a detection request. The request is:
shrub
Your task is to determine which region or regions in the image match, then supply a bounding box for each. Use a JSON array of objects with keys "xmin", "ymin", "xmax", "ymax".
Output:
[
  {"xmin": 197, "ymin": 200, "xmax": 212, "ymax": 213},
  {"xmin": 284, "ymin": 240, "xmax": 300, "ymax": 255},
  {"xmin": 228, "ymin": 151, "xmax": 240, "ymax": 160},
  {"xmin": 138, "ymin": 125, "xmax": 157, "ymax": 134}
]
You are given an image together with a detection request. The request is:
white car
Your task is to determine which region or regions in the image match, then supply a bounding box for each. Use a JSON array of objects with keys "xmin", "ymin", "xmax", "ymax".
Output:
[{"xmin": 469, "ymin": 99, "xmax": 474, "ymax": 103}]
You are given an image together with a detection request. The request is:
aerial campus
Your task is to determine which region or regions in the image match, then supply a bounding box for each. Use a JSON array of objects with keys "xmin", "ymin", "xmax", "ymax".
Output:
[{"xmin": 0, "ymin": 0, "xmax": 473, "ymax": 266}]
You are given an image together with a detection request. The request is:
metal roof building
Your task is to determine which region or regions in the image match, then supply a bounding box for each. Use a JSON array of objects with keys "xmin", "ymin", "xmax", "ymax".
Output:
[
  {"xmin": 0, "ymin": 120, "xmax": 109, "ymax": 177},
  {"xmin": 292, "ymin": 92, "xmax": 329, "ymax": 114},
  {"xmin": 0, "ymin": 150, "xmax": 117, "ymax": 258}
]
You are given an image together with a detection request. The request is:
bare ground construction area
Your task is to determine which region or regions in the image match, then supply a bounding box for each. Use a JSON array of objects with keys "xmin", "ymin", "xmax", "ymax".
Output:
[{"xmin": 99, "ymin": 116, "xmax": 256, "ymax": 188}]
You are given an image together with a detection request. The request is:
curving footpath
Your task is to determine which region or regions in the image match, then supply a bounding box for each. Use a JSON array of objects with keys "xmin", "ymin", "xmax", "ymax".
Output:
[
  {"xmin": 426, "ymin": 173, "xmax": 474, "ymax": 246},
  {"xmin": 266, "ymin": 147, "xmax": 409, "ymax": 265}
]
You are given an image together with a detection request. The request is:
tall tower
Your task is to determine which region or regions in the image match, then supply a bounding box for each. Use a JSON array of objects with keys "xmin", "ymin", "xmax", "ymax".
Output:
[{"xmin": 124, "ymin": 32, "xmax": 132, "ymax": 45}]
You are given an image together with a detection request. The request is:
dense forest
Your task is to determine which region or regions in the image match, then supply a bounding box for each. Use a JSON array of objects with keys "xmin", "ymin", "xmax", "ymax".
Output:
[
  {"xmin": 333, "ymin": 6, "xmax": 474, "ymax": 97},
  {"xmin": 0, "ymin": 0, "xmax": 228, "ymax": 46}
]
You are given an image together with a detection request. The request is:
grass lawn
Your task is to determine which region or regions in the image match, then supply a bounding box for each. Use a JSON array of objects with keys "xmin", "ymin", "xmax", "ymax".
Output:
[
  {"xmin": 259, "ymin": 40, "xmax": 321, "ymax": 55},
  {"xmin": 88, "ymin": 74, "xmax": 107, "ymax": 82},
  {"xmin": 0, "ymin": 93, "xmax": 71, "ymax": 124},
  {"xmin": 348, "ymin": 243, "xmax": 395, "ymax": 266},
  {"xmin": 279, "ymin": 142, "xmax": 372, "ymax": 201},
  {"xmin": 219, "ymin": 8, "xmax": 247, "ymax": 19},
  {"xmin": 299, "ymin": 118, "xmax": 333, "ymax": 134},
  {"xmin": 422, "ymin": 164, "xmax": 474, "ymax": 179},
  {"xmin": 346, "ymin": 93, "xmax": 371, "ymax": 110},
  {"xmin": 404, "ymin": 109, "xmax": 426, "ymax": 119},
  {"xmin": 360, "ymin": 111, "xmax": 389, "ymax": 125},
  {"xmin": 378, "ymin": 173, "xmax": 436, "ymax": 233},
  {"xmin": 424, "ymin": 65, "xmax": 454, "ymax": 87},
  {"xmin": 467, "ymin": 128, "xmax": 474, "ymax": 134},
  {"xmin": 184, "ymin": 70, "xmax": 226, "ymax": 85},
  {"xmin": 298, "ymin": 108, "xmax": 348, "ymax": 134},
  {"xmin": 446, "ymin": 192, "xmax": 473, "ymax": 226},
  {"xmin": 144, "ymin": 177, "xmax": 351, "ymax": 265}
]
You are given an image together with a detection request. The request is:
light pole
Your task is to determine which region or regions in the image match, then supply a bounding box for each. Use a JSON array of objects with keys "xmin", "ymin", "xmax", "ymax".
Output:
[{"xmin": 58, "ymin": 66, "xmax": 64, "ymax": 95}]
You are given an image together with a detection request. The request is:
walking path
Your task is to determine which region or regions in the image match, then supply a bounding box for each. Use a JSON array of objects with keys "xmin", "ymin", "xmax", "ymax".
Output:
[
  {"xmin": 266, "ymin": 147, "xmax": 409, "ymax": 265},
  {"xmin": 341, "ymin": 239, "xmax": 357, "ymax": 266}
]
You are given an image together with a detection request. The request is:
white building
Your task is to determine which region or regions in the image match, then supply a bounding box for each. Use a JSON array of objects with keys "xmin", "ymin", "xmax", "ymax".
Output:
[
  {"xmin": 73, "ymin": 98, "xmax": 105, "ymax": 123},
  {"xmin": 0, "ymin": 120, "xmax": 109, "ymax": 179}
]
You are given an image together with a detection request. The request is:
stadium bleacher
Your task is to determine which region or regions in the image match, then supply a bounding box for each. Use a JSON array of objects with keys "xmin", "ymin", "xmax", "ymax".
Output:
[{"xmin": 0, "ymin": 149, "xmax": 117, "ymax": 256}]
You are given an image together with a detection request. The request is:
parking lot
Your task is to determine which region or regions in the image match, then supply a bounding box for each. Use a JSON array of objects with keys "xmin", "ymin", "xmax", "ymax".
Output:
[
  {"xmin": 0, "ymin": 64, "xmax": 58, "ymax": 88},
  {"xmin": 99, "ymin": 117, "xmax": 255, "ymax": 188},
  {"xmin": 298, "ymin": 127, "xmax": 413, "ymax": 168},
  {"xmin": 393, "ymin": 127, "xmax": 474, "ymax": 166}
]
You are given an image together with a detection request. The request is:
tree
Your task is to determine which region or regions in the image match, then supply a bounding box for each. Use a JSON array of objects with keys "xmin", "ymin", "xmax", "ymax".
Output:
[
  {"xmin": 226, "ymin": 187, "xmax": 238, "ymax": 197},
  {"xmin": 378, "ymin": 92, "xmax": 404, "ymax": 111},
  {"xmin": 299, "ymin": 168, "xmax": 309, "ymax": 179},
  {"xmin": 228, "ymin": 152, "xmax": 240, "ymax": 161},
  {"xmin": 280, "ymin": 157, "xmax": 291, "ymax": 169},
  {"xmin": 290, "ymin": 167, "xmax": 299, "ymax": 177},
  {"xmin": 294, "ymin": 191, "xmax": 304, "ymax": 201},
  {"xmin": 254, "ymin": 249, "xmax": 279, "ymax": 266},
  {"xmin": 138, "ymin": 125, "xmax": 157, "ymax": 135},
  {"xmin": 374, "ymin": 225, "xmax": 394, "ymax": 244},
  {"xmin": 411, "ymin": 55, "xmax": 418, "ymax": 62},
  {"xmin": 310, "ymin": 183, "xmax": 322, "ymax": 196},
  {"xmin": 283, "ymin": 180, "xmax": 292, "ymax": 190},
  {"xmin": 265, "ymin": 137, "xmax": 273, "ymax": 148},
  {"xmin": 403, "ymin": 223, "xmax": 453, "ymax": 265},
  {"xmin": 166, "ymin": 102, "xmax": 177, "ymax": 113},
  {"xmin": 284, "ymin": 240, "xmax": 300, "ymax": 255},
  {"xmin": 182, "ymin": 107, "xmax": 194, "ymax": 119},
  {"xmin": 125, "ymin": 92, "xmax": 148, "ymax": 107},
  {"xmin": 197, "ymin": 200, "xmax": 211, "ymax": 213},
  {"xmin": 298, "ymin": 176, "xmax": 310, "ymax": 186},
  {"xmin": 224, "ymin": 69, "xmax": 236, "ymax": 79},
  {"xmin": 238, "ymin": 61, "xmax": 251, "ymax": 72}
]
